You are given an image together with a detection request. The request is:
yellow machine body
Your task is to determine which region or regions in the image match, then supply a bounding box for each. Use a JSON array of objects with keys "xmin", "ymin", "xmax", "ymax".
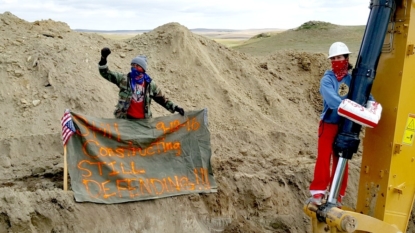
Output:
[
  {"xmin": 305, "ymin": 1, "xmax": 415, "ymax": 232},
  {"xmin": 357, "ymin": 0, "xmax": 415, "ymax": 231}
]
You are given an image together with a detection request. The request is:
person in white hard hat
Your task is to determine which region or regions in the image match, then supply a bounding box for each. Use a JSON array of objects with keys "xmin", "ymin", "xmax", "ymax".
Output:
[{"xmin": 308, "ymin": 42, "xmax": 374, "ymax": 207}]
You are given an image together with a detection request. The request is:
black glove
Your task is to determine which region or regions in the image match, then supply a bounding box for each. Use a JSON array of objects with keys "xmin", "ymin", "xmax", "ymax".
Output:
[
  {"xmin": 174, "ymin": 106, "xmax": 185, "ymax": 116},
  {"xmin": 99, "ymin": 47, "xmax": 111, "ymax": 65}
]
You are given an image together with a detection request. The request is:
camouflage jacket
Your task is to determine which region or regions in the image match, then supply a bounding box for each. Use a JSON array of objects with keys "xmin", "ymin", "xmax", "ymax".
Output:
[{"xmin": 98, "ymin": 64, "xmax": 177, "ymax": 119}]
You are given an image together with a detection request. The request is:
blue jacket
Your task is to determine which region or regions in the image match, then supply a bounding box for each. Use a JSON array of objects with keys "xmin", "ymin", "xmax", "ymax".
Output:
[{"xmin": 320, "ymin": 70, "xmax": 374, "ymax": 124}]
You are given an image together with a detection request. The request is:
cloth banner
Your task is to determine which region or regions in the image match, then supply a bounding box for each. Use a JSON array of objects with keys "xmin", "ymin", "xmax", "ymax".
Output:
[{"xmin": 66, "ymin": 109, "xmax": 217, "ymax": 204}]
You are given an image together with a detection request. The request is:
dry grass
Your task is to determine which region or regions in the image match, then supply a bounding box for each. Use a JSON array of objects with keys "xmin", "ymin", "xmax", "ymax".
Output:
[
  {"xmin": 199, "ymin": 29, "xmax": 284, "ymax": 48},
  {"xmin": 212, "ymin": 39, "xmax": 246, "ymax": 48},
  {"xmin": 96, "ymin": 29, "xmax": 285, "ymax": 49},
  {"xmin": 233, "ymin": 24, "xmax": 365, "ymax": 58},
  {"xmin": 99, "ymin": 33, "xmax": 139, "ymax": 40}
]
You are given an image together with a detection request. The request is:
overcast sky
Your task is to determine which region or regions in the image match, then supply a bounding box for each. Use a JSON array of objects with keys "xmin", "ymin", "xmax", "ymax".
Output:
[{"xmin": 1, "ymin": 0, "xmax": 371, "ymax": 30}]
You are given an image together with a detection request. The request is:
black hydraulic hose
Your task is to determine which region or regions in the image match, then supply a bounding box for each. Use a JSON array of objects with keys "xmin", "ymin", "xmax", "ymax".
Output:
[
  {"xmin": 351, "ymin": 0, "xmax": 394, "ymax": 102},
  {"xmin": 333, "ymin": 0, "xmax": 395, "ymax": 159}
]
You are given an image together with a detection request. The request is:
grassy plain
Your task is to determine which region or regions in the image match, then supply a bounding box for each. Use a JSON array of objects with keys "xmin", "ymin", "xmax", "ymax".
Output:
[
  {"xmin": 99, "ymin": 33, "xmax": 138, "ymax": 40},
  {"xmin": 99, "ymin": 28, "xmax": 285, "ymax": 48}
]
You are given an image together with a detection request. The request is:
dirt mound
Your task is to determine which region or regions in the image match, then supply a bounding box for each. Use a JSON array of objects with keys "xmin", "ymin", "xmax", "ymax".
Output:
[
  {"xmin": 295, "ymin": 21, "xmax": 337, "ymax": 31},
  {"xmin": 0, "ymin": 12, "xmax": 362, "ymax": 233}
]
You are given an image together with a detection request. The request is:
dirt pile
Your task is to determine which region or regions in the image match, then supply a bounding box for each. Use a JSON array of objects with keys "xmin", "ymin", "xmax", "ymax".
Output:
[{"xmin": 0, "ymin": 11, "xmax": 367, "ymax": 233}]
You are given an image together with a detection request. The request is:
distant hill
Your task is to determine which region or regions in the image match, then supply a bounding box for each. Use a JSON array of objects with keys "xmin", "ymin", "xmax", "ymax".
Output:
[
  {"xmin": 75, "ymin": 29, "xmax": 150, "ymax": 34},
  {"xmin": 233, "ymin": 21, "xmax": 365, "ymax": 58},
  {"xmin": 76, "ymin": 28, "xmax": 283, "ymax": 41},
  {"xmin": 74, "ymin": 28, "xmax": 281, "ymax": 34}
]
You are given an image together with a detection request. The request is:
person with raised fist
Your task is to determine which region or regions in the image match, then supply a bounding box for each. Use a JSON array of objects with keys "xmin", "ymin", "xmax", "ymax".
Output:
[{"xmin": 97, "ymin": 47, "xmax": 185, "ymax": 119}]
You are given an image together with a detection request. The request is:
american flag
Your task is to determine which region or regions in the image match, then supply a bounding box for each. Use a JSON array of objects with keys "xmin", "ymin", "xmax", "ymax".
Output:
[{"xmin": 61, "ymin": 109, "xmax": 76, "ymax": 146}]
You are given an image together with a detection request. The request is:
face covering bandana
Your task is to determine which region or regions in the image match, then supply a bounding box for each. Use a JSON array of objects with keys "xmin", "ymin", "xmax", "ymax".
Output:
[
  {"xmin": 331, "ymin": 60, "xmax": 349, "ymax": 81},
  {"xmin": 130, "ymin": 67, "xmax": 152, "ymax": 89}
]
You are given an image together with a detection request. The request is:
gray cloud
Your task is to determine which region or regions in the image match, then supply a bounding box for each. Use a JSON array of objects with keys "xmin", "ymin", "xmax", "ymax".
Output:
[{"xmin": 299, "ymin": 0, "xmax": 370, "ymax": 9}]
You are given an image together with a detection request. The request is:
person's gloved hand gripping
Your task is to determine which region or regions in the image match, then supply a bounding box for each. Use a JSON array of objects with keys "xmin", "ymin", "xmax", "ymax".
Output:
[{"xmin": 174, "ymin": 106, "xmax": 185, "ymax": 116}]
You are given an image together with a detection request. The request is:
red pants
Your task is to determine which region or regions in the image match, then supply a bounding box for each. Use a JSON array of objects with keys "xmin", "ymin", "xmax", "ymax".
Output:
[{"xmin": 309, "ymin": 121, "xmax": 348, "ymax": 196}]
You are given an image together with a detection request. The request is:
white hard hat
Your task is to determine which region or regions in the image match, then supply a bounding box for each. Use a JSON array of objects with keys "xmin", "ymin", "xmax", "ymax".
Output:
[{"xmin": 328, "ymin": 42, "xmax": 352, "ymax": 58}]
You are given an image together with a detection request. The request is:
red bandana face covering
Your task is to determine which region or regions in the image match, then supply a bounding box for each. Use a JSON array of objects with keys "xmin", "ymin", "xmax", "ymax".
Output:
[
  {"xmin": 135, "ymin": 66, "xmax": 144, "ymax": 73},
  {"xmin": 331, "ymin": 60, "xmax": 349, "ymax": 81}
]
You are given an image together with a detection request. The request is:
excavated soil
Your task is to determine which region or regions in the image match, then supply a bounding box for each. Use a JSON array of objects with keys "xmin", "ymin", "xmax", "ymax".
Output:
[{"xmin": 1, "ymin": 11, "xmax": 415, "ymax": 233}]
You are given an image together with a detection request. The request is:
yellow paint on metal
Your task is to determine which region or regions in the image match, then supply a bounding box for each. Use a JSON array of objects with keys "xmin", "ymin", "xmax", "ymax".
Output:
[
  {"xmin": 304, "ymin": 205, "xmax": 402, "ymax": 233},
  {"xmin": 402, "ymin": 114, "xmax": 415, "ymax": 145},
  {"xmin": 356, "ymin": 1, "xmax": 415, "ymax": 232}
]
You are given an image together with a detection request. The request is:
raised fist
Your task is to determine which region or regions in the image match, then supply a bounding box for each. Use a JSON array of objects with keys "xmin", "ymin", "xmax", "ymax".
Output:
[{"xmin": 101, "ymin": 47, "xmax": 111, "ymax": 58}]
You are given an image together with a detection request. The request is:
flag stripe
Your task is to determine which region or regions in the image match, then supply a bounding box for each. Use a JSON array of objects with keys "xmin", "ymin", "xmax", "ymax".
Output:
[{"xmin": 61, "ymin": 110, "xmax": 76, "ymax": 145}]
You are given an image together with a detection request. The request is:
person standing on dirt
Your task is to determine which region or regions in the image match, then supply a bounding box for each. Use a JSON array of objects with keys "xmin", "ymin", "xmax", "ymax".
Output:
[
  {"xmin": 97, "ymin": 47, "xmax": 185, "ymax": 119},
  {"xmin": 308, "ymin": 42, "xmax": 374, "ymax": 206}
]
